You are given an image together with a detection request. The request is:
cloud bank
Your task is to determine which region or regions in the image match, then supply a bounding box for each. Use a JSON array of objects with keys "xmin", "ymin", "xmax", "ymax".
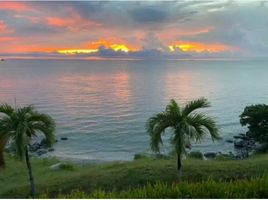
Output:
[{"xmin": 0, "ymin": 1, "xmax": 267, "ymax": 59}]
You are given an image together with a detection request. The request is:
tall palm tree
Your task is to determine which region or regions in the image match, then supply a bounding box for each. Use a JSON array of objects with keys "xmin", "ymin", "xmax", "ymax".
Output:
[
  {"xmin": 0, "ymin": 103, "xmax": 55, "ymax": 197},
  {"xmin": 146, "ymin": 98, "xmax": 220, "ymax": 177}
]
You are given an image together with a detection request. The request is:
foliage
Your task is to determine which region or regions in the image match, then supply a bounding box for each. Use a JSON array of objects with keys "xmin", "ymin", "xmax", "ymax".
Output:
[
  {"xmin": 49, "ymin": 174, "xmax": 268, "ymax": 198},
  {"xmin": 188, "ymin": 151, "xmax": 204, "ymax": 160},
  {"xmin": 59, "ymin": 163, "xmax": 75, "ymax": 171},
  {"xmin": 240, "ymin": 104, "xmax": 268, "ymax": 147},
  {"xmin": 0, "ymin": 103, "xmax": 55, "ymax": 197},
  {"xmin": 0, "ymin": 103, "xmax": 55, "ymax": 161},
  {"xmin": 133, "ymin": 153, "xmax": 149, "ymax": 160},
  {"xmin": 2, "ymin": 154, "xmax": 268, "ymax": 198},
  {"xmin": 146, "ymin": 98, "xmax": 220, "ymax": 172}
]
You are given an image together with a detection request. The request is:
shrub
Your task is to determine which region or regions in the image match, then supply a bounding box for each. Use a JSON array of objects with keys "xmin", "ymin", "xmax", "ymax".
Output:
[
  {"xmin": 59, "ymin": 163, "xmax": 75, "ymax": 171},
  {"xmin": 133, "ymin": 153, "xmax": 149, "ymax": 160},
  {"xmin": 240, "ymin": 104, "xmax": 268, "ymax": 148},
  {"xmin": 188, "ymin": 151, "xmax": 204, "ymax": 160},
  {"xmin": 50, "ymin": 174, "xmax": 268, "ymax": 198}
]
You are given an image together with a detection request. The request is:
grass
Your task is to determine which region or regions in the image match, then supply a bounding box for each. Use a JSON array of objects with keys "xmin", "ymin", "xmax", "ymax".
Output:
[
  {"xmin": 1, "ymin": 153, "xmax": 268, "ymax": 198},
  {"xmin": 49, "ymin": 175, "xmax": 268, "ymax": 198}
]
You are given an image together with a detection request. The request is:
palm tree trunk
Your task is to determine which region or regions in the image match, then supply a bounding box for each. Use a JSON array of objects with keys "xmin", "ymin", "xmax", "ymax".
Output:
[
  {"xmin": 25, "ymin": 145, "xmax": 36, "ymax": 198},
  {"xmin": 0, "ymin": 136, "xmax": 7, "ymax": 168},
  {"xmin": 177, "ymin": 154, "xmax": 182, "ymax": 180},
  {"xmin": 0, "ymin": 150, "xmax": 5, "ymax": 168}
]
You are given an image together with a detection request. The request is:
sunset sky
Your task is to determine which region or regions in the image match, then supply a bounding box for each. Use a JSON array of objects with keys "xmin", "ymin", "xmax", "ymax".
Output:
[{"xmin": 0, "ymin": 0, "xmax": 268, "ymax": 59}]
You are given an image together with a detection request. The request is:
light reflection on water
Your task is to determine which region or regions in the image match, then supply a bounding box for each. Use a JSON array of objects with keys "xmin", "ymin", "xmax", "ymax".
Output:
[{"xmin": 0, "ymin": 59, "xmax": 268, "ymax": 162}]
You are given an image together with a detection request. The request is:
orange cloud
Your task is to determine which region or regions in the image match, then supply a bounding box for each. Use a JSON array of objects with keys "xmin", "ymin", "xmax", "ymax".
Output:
[
  {"xmin": 159, "ymin": 27, "xmax": 212, "ymax": 41},
  {"xmin": 169, "ymin": 41, "xmax": 235, "ymax": 53},
  {"xmin": 46, "ymin": 12, "xmax": 101, "ymax": 32},
  {"xmin": 0, "ymin": 2, "xmax": 31, "ymax": 11},
  {"xmin": 46, "ymin": 17, "xmax": 68, "ymax": 27},
  {"xmin": 0, "ymin": 37, "xmax": 16, "ymax": 42},
  {"xmin": 0, "ymin": 20, "xmax": 13, "ymax": 35},
  {"xmin": 0, "ymin": 21, "xmax": 7, "ymax": 32}
]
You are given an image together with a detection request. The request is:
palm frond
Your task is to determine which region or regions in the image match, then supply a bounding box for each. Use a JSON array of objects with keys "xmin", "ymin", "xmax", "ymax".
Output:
[
  {"xmin": 30, "ymin": 122, "xmax": 55, "ymax": 146},
  {"xmin": 182, "ymin": 98, "xmax": 210, "ymax": 117},
  {"xmin": 187, "ymin": 113, "xmax": 221, "ymax": 141},
  {"xmin": 166, "ymin": 99, "xmax": 181, "ymax": 115},
  {"xmin": 146, "ymin": 112, "xmax": 170, "ymax": 153},
  {"xmin": 28, "ymin": 112, "xmax": 55, "ymax": 146},
  {"xmin": 0, "ymin": 103, "xmax": 15, "ymax": 117}
]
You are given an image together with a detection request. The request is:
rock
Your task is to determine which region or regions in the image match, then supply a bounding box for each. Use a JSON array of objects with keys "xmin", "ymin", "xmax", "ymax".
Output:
[
  {"xmin": 61, "ymin": 137, "xmax": 68, "ymax": 141},
  {"xmin": 234, "ymin": 139, "xmax": 245, "ymax": 148},
  {"xmin": 4, "ymin": 145, "xmax": 14, "ymax": 153},
  {"xmin": 233, "ymin": 135, "xmax": 241, "ymax": 139},
  {"xmin": 29, "ymin": 142, "xmax": 41, "ymax": 152},
  {"xmin": 204, "ymin": 152, "xmax": 217, "ymax": 159},
  {"xmin": 40, "ymin": 138, "xmax": 48, "ymax": 147},
  {"xmin": 226, "ymin": 139, "xmax": 234, "ymax": 143},
  {"xmin": 48, "ymin": 148, "xmax": 54, "ymax": 152},
  {"xmin": 36, "ymin": 149, "xmax": 48, "ymax": 156},
  {"xmin": 49, "ymin": 163, "xmax": 64, "ymax": 171}
]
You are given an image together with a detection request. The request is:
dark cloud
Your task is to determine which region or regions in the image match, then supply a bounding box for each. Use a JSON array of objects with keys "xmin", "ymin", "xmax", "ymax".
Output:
[
  {"xmin": 1, "ymin": 1, "xmax": 268, "ymax": 58},
  {"xmin": 130, "ymin": 7, "xmax": 167, "ymax": 23}
]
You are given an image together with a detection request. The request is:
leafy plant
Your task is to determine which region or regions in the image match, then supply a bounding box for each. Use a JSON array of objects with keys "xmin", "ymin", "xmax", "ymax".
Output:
[
  {"xmin": 240, "ymin": 104, "xmax": 268, "ymax": 148},
  {"xmin": 0, "ymin": 103, "xmax": 55, "ymax": 197},
  {"xmin": 146, "ymin": 98, "xmax": 220, "ymax": 178}
]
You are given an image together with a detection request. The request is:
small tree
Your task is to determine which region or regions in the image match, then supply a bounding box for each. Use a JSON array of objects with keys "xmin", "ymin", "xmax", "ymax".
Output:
[
  {"xmin": 0, "ymin": 103, "xmax": 55, "ymax": 197},
  {"xmin": 146, "ymin": 98, "xmax": 220, "ymax": 178},
  {"xmin": 240, "ymin": 104, "xmax": 268, "ymax": 148}
]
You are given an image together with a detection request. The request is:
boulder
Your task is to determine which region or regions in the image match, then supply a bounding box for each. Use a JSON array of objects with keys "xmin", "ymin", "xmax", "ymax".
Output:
[
  {"xmin": 234, "ymin": 139, "xmax": 245, "ymax": 148},
  {"xmin": 29, "ymin": 142, "xmax": 41, "ymax": 152},
  {"xmin": 4, "ymin": 146, "xmax": 14, "ymax": 153},
  {"xmin": 36, "ymin": 149, "xmax": 48, "ymax": 156},
  {"xmin": 48, "ymin": 148, "xmax": 55, "ymax": 152},
  {"xmin": 40, "ymin": 138, "xmax": 48, "ymax": 147},
  {"xmin": 226, "ymin": 139, "xmax": 234, "ymax": 143}
]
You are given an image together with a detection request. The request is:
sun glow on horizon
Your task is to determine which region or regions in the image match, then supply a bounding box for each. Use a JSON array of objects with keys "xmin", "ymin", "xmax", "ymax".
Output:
[
  {"xmin": 57, "ymin": 49, "xmax": 99, "ymax": 55},
  {"xmin": 57, "ymin": 40, "xmax": 138, "ymax": 55},
  {"xmin": 169, "ymin": 42, "xmax": 235, "ymax": 53}
]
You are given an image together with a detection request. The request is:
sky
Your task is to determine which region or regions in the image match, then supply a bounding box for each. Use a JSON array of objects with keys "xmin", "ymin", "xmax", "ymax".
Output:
[{"xmin": 0, "ymin": 0, "xmax": 268, "ymax": 59}]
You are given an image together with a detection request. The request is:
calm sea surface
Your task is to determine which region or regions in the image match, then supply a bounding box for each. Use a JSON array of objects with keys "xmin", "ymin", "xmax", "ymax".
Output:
[{"xmin": 0, "ymin": 59, "xmax": 268, "ymax": 162}]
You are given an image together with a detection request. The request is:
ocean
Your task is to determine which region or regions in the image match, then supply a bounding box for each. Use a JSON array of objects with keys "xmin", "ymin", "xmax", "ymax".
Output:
[{"xmin": 1, "ymin": 59, "xmax": 267, "ymax": 162}]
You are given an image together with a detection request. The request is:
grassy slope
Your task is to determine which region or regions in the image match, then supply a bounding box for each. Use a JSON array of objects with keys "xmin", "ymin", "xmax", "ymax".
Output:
[{"xmin": 1, "ymin": 154, "xmax": 268, "ymax": 198}]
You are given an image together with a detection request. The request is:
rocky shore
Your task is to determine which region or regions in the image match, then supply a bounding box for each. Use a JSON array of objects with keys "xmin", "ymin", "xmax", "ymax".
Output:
[{"xmin": 4, "ymin": 137, "xmax": 69, "ymax": 157}]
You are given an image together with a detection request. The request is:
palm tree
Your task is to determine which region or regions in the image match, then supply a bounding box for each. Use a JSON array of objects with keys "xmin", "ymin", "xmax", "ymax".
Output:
[
  {"xmin": 146, "ymin": 98, "xmax": 220, "ymax": 178},
  {"xmin": 0, "ymin": 103, "xmax": 55, "ymax": 197}
]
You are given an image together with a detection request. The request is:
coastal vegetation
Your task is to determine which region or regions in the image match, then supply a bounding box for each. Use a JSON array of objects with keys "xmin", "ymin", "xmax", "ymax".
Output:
[
  {"xmin": 1, "ymin": 154, "xmax": 268, "ymax": 198},
  {"xmin": 48, "ymin": 174, "xmax": 268, "ymax": 198},
  {"xmin": 240, "ymin": 104, "xmax": 268, "ymax": 150},
  {"xmin": 1, "ymin": 101, "xmax": 268, "ymax": 198},
  {"xmin": 0, "ymin": 104, "xmax": 55, "ymax": 197},
  {"xmin": 147, "ymin": 98, "xmax": 220, "ymax": 177}
]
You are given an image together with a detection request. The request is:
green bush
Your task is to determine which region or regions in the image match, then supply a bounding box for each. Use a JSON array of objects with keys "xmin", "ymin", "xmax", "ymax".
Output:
[
  {"xmin": 133, "ymin": 153, "xmax": 148, "ymax": 160},
  {"xmin": 53, "ymin": 174, "xmax": 268, "ymax": 198},
  {"xmin": 240, "ymin": 104, "xmax": 268, "ymax": 148},
  {"xmin": 59, "ymin": 163, "xmax": 75, "ymax": 171},
  {"xmin": 188, "ymin": 151, "xmax": 204, "ymax": 160}
]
